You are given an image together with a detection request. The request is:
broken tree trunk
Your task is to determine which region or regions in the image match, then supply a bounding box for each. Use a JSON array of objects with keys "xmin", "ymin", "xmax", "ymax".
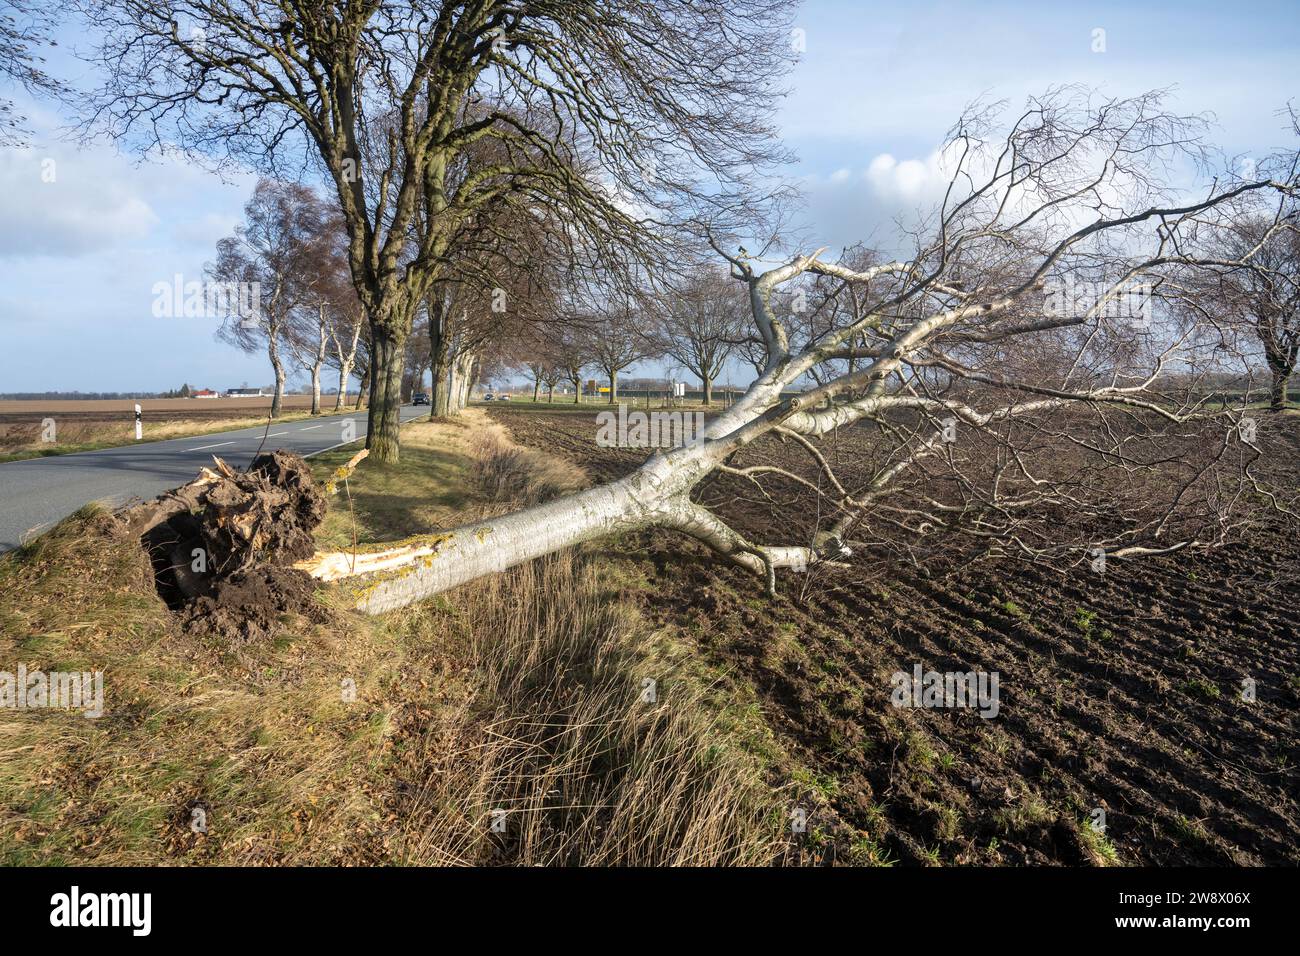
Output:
[
  {"xmin": 295, "ymin": 396, "xmax": 829, "ymax": 613},
  {"xmin": 298, "ymin": 467, "xmax": 675, "ymax": 612}
]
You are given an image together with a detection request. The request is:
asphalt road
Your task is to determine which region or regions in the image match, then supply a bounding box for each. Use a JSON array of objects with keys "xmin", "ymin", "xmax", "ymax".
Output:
[{"xmin": 0, "ymin": 405, "xmax": 428, "ymax": 551}]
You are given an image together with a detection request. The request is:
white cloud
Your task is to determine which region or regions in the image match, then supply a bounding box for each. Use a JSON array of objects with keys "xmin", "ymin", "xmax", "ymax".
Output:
[
  {"xmin": 171, "ymin": 212, "xmax": 242, "ymax": 248},
  {"xmin": 796, "ymin": 144, "xmax": 961, "ymax": 252},
  {"xmin": 0, "ymin": 102, "xmax": 264, "ymax": 390},
  {"xmin": 865, "ymin": 152, "xmax": 946, "ymax": 200},
  {"xmin": 0, "ymin": 147, "xmax": 160, "ymax": 257}
]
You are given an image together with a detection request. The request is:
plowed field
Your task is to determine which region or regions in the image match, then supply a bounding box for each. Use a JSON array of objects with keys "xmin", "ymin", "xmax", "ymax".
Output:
[{"xmin": 488, "ymin": 403, "xmax": 1300, "ymax": 866}]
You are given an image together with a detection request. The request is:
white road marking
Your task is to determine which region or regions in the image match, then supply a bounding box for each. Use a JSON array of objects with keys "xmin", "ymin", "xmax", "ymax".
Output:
[
  {"xmin": 301, "ymin": 411, "xmax": 422, "ymax": 459},
  {"xmin": 304, "ymin": 437, "xmax": 361, "ymax": 458},
  {"xmin": 268, "ymin": 431, "xmax": 289, "ymax": 437},
  {"xmin": 186, "ymin": 440, "xmax": 236, "ymax": 451},
  {"xmin": 301, "ymin": 424, "xmax": 323, "ymax": 430}
]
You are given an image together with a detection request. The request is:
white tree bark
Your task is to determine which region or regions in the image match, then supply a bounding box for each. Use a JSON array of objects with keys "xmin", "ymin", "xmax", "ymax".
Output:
[
  {"xmin": 330, "ymin": 313, "xmax": 363, "ymax": 411},
  {"xmin": 309, "ymin": 306, "xmax": 329, "ymax": 415},
  {"xmin": 268, "ymin": 335, "xmax": 287, "ymax": 419},
  {"xmin": 300, "ymin": 430, "xmax": 817, "ymax": 612},
  {"xmin": 334, "ymin": 359, "xmax": 353, "ymax": 411},
  {"xmin": 448, "ymin": 350, "xmax": 476, "ymax": 411}
]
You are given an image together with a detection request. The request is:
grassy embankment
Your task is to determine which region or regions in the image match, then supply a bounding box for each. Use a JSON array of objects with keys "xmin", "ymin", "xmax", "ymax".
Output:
[{"xmin": 0, "ymin": 409, "xmax": 795, "ymax": 865}]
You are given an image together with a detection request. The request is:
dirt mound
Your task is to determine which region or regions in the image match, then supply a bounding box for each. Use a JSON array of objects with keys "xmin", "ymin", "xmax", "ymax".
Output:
[
  {"xmin": 178, "ymin": 566, "xmax": 329, "ymax": 643},
  {"xmin": 120, "ymin": 450, "xmax": 331, "ymax": 638},
  {"xmin": 188, "ymin": 450, "xmax": 325, "ymax": 572}
]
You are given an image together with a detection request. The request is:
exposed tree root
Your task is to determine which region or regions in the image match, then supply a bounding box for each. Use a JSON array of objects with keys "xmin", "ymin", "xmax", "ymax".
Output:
[{"xmin": 117, "ymin": 451, "xmax": 327, "ymax": 619}]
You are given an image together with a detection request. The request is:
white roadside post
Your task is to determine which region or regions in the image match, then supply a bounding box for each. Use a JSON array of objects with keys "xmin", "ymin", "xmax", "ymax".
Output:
[{"xmin": 134, "ymin": 403, "xmax": 142, "ymax": 441}]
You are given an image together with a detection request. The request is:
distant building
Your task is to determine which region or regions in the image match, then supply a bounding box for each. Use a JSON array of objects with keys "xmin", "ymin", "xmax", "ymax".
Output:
[
  {"xmin": 624, "ymin": 377, "xmax": 671, "ymax": 391},
  {"xmin": 193, "ymin": 389, "xmax": 219, "ymax": 398},
  {"xmin": 225, "ymin": 387, "xmax": 269, "ymax": 397}
]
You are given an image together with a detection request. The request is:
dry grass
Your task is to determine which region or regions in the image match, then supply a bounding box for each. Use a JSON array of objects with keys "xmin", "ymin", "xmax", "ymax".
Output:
[
  {"xmin": 0, "ymin": 410, "xmax": 786, "ymax": 866},
  {"xmin": 393, "ymin": 552, "xmax": 785, "ymax": 865},
  {"xmin": 0, "ymin": 505, "xmax": 427, "ymax": 864},
  {"xmin": 465, "ymin": 415, "xmax": 588, "ymax": 509}
]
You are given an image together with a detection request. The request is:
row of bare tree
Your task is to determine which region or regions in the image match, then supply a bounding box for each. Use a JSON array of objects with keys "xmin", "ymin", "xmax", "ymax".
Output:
[
  {"xmin": 9, "ymin": 2, "xmax": 1298, "ymax": 604},
  {"xmin": 209, "ymin": 180, "xmax": 365, "ymax": 418},
  {"xmin": 512, "ymin": 270, "xmax": 748, "ymax": 407},
  {"xmin": 70, "ymin": 0, "xmax": 797, "ymax": 463},
  {"xmin": 209, "ymin": 172, "xmax": 1300, "ymax": 427},
  {"xmin": 206, "ymin": 177, "xmax": 771, "ymax": 415}
]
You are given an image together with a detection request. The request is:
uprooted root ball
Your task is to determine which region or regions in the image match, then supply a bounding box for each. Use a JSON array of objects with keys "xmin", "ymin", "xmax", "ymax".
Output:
[{"xmin": 120, "ymin": 450, "xmax": 330, "ymax": 636}]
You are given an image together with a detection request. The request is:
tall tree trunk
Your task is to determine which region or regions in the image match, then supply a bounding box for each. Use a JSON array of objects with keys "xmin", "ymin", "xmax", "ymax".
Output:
[
  {"xmin": 310, "ymin": 365, "xmax": 322, "ymax": 415},
  {"xmin": 428, "ymin": 300, "xmax": 451, "ymax": 419},
  {"xmin": 268, "ymin": 333, "xmax": 286, "ymax": 419},
  {"xmin": 433, "ymin": 366, "xmax": 452, "ymax": 417},
  {"xmin": 457, "ymin": 353, "xmax": 476, "ymax": 411},
  {"xmin": 271, "ymin": 366, "xmax": 286, "ymax": 418},
  {"xmin": 446, "ymin": 350, "xmax": 475, "ymax": 415},
  {"xmin": 428, "ymin": 293, "xmax": 461, "ymax": 418},
  {"xmin": 366, "ymin": 325, "xmax": 406, "ymax": 463},
  {"xmin": 533, "ymin": 376, "xmax": 541, "ymax": 402},
  {"xmin": 702, "ymin": 375, "xmax": 713, "ymax": 406},
  {"xmin": 608, "ymin": 371, "xmax": 618, "ymax": 404},
  {"xmin": 1270, "ymin": 367, "xmax": 1291, "ymax": 410},
  {"xmin": 355, "ymin": 367, "xmax": 368, "ymax": 410},
  {"xmin": 334, "ymin": 361, "xmax": 352, "ymax": 411},
  {"xmin": 310, "ymin": 308, "xmax": 328, "ymax": 415},
  {"xmin": 332, "ymin": 317, "xmax": 362, "ymax": 411}
]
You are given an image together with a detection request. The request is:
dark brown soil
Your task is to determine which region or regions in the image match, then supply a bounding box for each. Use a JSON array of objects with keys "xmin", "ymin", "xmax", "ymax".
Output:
[
  {"xmin": 488, "ymin": 404, "xmax": 1300, "ymax": 866},
  {"xmin": 177, "ymin": 566, "xmax": 329, "ymax": 644},
  {"xmin": 127, "ymin": 450, "xmax": 331, "ymax": 640}
]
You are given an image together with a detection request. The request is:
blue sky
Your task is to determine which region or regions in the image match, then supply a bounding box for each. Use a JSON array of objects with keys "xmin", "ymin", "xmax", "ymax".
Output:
[{"xmin": 1, "ymin": 0, "xmax": 1297, "ymax": 392}]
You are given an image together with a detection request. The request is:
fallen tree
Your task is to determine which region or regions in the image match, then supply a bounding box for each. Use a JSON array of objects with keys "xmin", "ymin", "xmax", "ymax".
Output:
[{"xmin": 135, "ymin": 91, "xmax": 1300, "ymax": 617}]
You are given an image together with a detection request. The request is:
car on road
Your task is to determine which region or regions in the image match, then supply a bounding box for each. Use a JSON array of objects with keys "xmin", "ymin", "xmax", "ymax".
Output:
[
  {"xmin": 412, "ymin": 392, "xmax": 429, "ymax": 406},
  {"xmin": 497, "ymin": 394, "xmax": 512, "ymax": 401}
]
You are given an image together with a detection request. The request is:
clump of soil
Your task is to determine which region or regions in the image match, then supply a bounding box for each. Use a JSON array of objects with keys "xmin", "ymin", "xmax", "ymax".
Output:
[
  {"xmin": 121, "ymin": 450, "xmax": 331, "ymax": 639},
  {"xmin": 188, "ymin": 450, "xmax": 326, "ymax": 572},
  {"xmin": 177, "ymin": 566, "xmax": 329, "ymax": 644}
]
